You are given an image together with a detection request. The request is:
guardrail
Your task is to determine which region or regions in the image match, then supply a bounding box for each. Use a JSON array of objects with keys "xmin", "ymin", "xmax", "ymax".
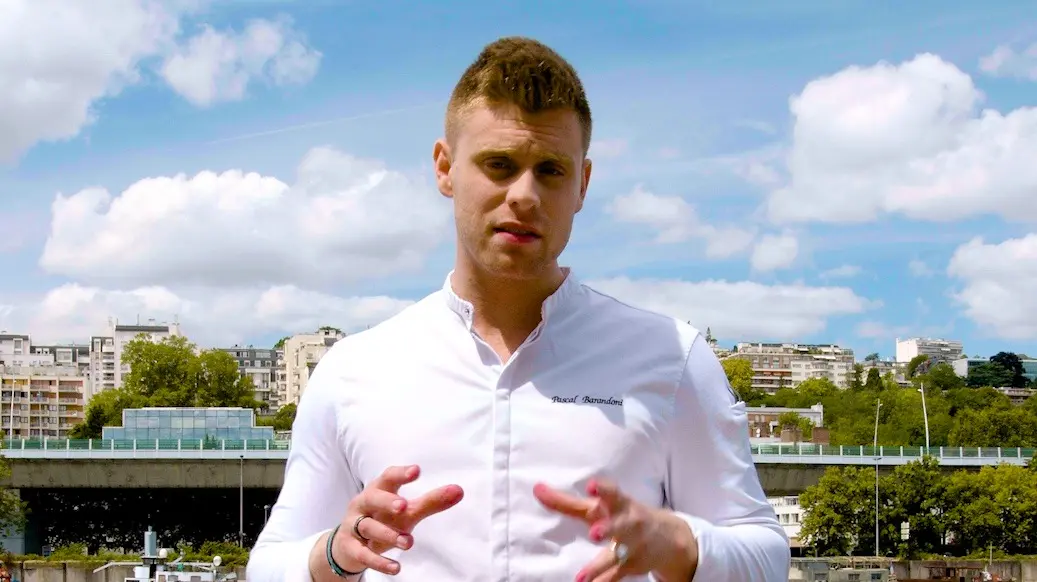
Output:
[{"xmin": 0, "ymin": 439, "xmax": 1032, "ymax": 467}]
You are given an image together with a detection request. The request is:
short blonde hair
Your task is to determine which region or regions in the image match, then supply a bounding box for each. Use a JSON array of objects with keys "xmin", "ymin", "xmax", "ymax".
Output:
[{"xmin": 446, "ymin": 36, "xmax": 593, "ymax": 154}]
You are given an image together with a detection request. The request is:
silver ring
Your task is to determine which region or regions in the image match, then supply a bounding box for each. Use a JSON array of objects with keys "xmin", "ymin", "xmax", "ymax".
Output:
[
  {"xmin": 609, "ymin": 538, "xmax": 630, "ymax": 566},
  {"xmin": 352, "ymin": 515, "xmax": 372, "ymax": 542}
]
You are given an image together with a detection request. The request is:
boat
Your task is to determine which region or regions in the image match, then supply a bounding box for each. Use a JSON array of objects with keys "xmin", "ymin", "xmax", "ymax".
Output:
[{"xmin": 93, "ymin": 527, "xmax": 236, "ymax": 582}]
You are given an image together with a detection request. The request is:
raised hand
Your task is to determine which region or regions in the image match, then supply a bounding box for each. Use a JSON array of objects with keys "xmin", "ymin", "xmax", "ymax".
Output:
[
  {"xmin": 534, "ymin": 478, "xmax": 697, "ymax": 582},
  {"xmin": 327, "ymin": 465, "xmax": 464, "ymax": 577}
]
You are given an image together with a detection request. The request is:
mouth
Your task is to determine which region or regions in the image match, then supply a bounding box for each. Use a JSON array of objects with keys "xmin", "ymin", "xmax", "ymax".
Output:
[{"xmin": 493, "ymin": 226, "xmax": 541, "ymax": 238}]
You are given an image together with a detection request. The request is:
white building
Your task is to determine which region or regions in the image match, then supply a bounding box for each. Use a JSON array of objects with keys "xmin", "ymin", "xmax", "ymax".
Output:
[
  {"xmin": 769, "ymin": 495, "xmax": 805, "ymax": 548},
  {"xmin": 728, "ymin": 343, "xmax": 855, "ymax": 393},
  {"xmin": 89, "ymin": 318, "xmax": 182, "ymax": 395},
  {"xmin": 283, "ymin": 328, "xmax": 345, "ymax": 405},
  {"xmin": 221, "ymin": 346, "xmax": 282, "ymax": 409},
  {"xmin": 895, "ymin": 337, "xmax": 963, "ymax": 364},
  {"xmin": 0, "ymin": 334, "xmax": 89, "ymax": 438}
]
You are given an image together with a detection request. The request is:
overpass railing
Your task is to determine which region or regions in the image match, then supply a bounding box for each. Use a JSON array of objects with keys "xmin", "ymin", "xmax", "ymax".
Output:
[
  {"xmin": 1, "ymin": 438, "xmax": 292, "ymax": 452},
  {"xmin": 0, "ymin": 439, "xmax": 1033, "ymax": 464}
]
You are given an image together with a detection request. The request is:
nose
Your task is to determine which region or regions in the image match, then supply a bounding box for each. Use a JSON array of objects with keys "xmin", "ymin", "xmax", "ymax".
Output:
[{"xmin": 505, "ymin": 169, "xmax": 542, "ymax": 213}]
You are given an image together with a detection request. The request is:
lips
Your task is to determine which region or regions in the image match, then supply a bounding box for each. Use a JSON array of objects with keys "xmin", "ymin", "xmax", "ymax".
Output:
[{"xmin": 494, "ymin": 225, "xmax": 541, "ymax": 238}]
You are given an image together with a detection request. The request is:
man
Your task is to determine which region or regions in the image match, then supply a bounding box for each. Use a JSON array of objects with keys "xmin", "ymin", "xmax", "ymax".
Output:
[{"xmin": 247, "ymin": 36, "xmax": 789, "ymax": 581}]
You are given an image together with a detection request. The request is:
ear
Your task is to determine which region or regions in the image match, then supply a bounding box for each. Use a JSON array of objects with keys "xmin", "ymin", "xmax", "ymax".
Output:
[
  {"xmin": 575, "ymin": 157, "xmax": 592, "ymax": 213},
  {"xmin": 433, "ymin": 138, "xmax": 453, "ymax": 199}
]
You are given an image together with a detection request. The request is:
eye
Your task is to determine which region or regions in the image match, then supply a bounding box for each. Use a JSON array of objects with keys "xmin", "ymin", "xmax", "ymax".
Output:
[
  {"xmin": 483, "ymin": 158, "xmax": 513, "ymax": 172},
  {"xmin": 538, "ymin": 163, "xmax": 565, "ymax": 177}
]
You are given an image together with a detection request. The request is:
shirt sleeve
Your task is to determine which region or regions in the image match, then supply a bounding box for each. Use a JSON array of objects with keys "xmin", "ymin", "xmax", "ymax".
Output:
[
  {"xmin": 246, "ymin": 351, "xmax": 361, "ymax": 582},
  {"xmin": 663, "ymin": 333, "xmax": 791, "ymax": 582}
]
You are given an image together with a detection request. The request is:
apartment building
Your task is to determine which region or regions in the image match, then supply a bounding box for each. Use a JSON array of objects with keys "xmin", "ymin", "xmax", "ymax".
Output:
[
  {"xmin": 728, "ymin": 342, "xmax": 855, "ymax": 393},
  {"xmin": 89, "ymin": 318, "xmax": 182, "ymax": 394},
  {"xmin": 769, "ymin": 496, "xmax": 805, "ymax": 550},
  {"xmin": 0, "ymin": 335, "xmax": 89, "ymax": 438},
  {"xmin": 221, "ymin": 345, "xmax": 282, "ymax": 409},
  {"xmin": 283, "ymin": 328, "xmax": 345, "ymax": 405},
  {"xmin": 895, "ymin": 337, "xmax": 964, "ymax": 364}
]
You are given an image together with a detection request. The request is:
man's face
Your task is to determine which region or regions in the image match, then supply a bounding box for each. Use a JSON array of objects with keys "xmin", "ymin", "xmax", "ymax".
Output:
[{"xmin": 434, "ymin": 101, "xmax": 591, "ymax": 282}]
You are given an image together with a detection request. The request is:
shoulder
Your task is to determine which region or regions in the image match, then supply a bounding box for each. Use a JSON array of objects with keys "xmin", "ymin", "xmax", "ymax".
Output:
[
  {"xmin": 578, "ymin": 280, "xmax": 734, "ymax": 403},
  {"xmin": 577, "ymin": 280, "xmax": 703, "ymax": 353}
]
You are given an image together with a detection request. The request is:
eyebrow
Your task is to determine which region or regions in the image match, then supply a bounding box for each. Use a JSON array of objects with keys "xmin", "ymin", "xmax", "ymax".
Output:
[{"xmin": 475, "ymin": 147, "xmax": 573, "ymax": 167}]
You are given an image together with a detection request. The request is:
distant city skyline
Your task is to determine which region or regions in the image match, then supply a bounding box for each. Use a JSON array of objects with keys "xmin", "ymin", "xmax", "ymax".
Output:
[{"xmin": 1, "ymin": 1, "xmax": 1035, "ymax": 360}]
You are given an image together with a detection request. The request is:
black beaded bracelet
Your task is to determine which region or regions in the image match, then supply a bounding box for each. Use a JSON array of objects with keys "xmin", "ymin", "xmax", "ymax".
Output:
[{"xmin": 327, "ymin": 523, "xmax": 366, "ymax": 577}]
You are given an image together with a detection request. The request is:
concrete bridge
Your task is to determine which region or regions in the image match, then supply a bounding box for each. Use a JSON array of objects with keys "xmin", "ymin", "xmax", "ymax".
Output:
[{"xmin": 0, "ymin": 439, "xmax": 1032, "ymax": 495}]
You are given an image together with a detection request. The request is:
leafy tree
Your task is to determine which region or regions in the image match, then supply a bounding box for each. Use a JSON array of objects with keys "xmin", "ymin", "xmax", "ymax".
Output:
[
  {"xmin": 273, "ymin": 336, "xmax": 289, "ymax": 349},
  {"xmin": 0, "ymin": 443, "xmax": 27, "ymax": 545},
  {"xmin": 884, "ymin": 456, "xmax": 947, "ymax": 558},
  {"xmin": 906, "ymin": 354, "xmax": 929, "ymax": 378},
  {"xmin": 848, "ymin": 363, "xmax": 865, "ymax": 392},
  {"xmin": 990, "ymin": 351, "xmax": 1027, "ymax": 388},
  {"xmin": 777, "ymin": 411, "xmax": 813, "ymax": 440},
  {"xmin": 864, "ymin": 367, "xmax": 883, "ymax": 391},
  {"xmin": 799, "ymin": 465, "xmax": 882, "ymax": 556},
  {"xmin": 949, "ymin": 407, "xmax": 1037, "ymax": 447},
  {"xmin": 71, "ymin": 334, "xmax": 263, "ymax": 438},
  {"xmin": 257, "ymin": 403, "xmax": 297, "ymax": 431},
  {"xmin": 720, "ymin": 358, "xmax": 765, "ymax": 405},
  {"xmin": 968, "ymin": 362, "xmax": 1014, "ymax": 388},
  {"xmin": 864, "ymin": 352, "xmax": 880, "ymax": 362}
]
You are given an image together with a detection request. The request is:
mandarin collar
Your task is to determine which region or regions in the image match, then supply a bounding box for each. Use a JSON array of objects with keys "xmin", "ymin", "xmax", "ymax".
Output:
[{"xmin": 442, "ymin": 268, "xmax": 581, "ymax": 329}]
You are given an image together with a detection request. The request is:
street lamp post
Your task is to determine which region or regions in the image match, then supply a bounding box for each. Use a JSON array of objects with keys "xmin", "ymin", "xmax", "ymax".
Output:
[
  {"xmin": 239, "ymin": 455, "xmax": 244, "ymax": 547},
  {"xmin": 874, "ymin": 398, "xmax": 882, "ymax": 557},
  {"xmin": 919, "ymin": 381, "xmax": 931, "ymax": 453}
]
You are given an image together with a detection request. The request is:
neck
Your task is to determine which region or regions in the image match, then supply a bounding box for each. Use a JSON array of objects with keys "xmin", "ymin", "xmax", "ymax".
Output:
[{"xmin": 450, "ymin": 264, "xmax": 567, "ymax": 336}]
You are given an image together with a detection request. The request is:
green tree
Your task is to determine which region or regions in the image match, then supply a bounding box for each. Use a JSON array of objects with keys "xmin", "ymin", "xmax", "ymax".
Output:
[
  {"xmin": 0, "ymin": 442, "xmax": 27, "ymax": 545},
  {"xmin": 71, "ymin": 335, "xmax": 263, "ymax": 438},
  {"xmin": 777, "ymin": 411, "xmax": 814, "ymax": 440},
  {"xmin": 884, "ymin": 456, "xmax": 947, "ymax": 558},
  {"xmin": 943, "ymin": 465, "xmax": 1037, "ymax": 555},
  {"xmin": 967, "ymin": 362, "xmax": 1014, "ymax": 388},
  {"xmin": 257, "ymin": 403, "xmax": 297, "ymax": 431},
  {"xmin": 273, "ymin": 336, "xmax": 290, "ymax": 349},
  {"xmin": 990, "ymin": 351, "xmax": 1027, "ymax": 388},
  {"xmin": 864, "ymin": 367, "xmax": 883, "ymax": 391},
  {"xmin": 800, "ymin": 466, "xmax": 883, "ymax": 556},
  {"xmin": 848, "ymin": 363, "xmax": 865, "ymax": 391},
  {"xmin": 948, "ymin": 407, "xmax": 1037, "ymax": 447},
  {"xmin": 720, "ymin": 358, "xmax": 765, "ymax": 405},
  {"xmin": 906, "ymin": 354, "xmax": 930, "ymax": 378}
]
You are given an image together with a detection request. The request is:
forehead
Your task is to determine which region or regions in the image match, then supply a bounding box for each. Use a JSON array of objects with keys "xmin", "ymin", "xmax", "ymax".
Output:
[{"xmin": 454, "ymin": 102, "xmax": 583, "ymax": 161}]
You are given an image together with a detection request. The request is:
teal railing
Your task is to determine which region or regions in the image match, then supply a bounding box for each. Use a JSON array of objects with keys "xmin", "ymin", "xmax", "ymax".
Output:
[{"xmin": 0, "ymin": 438, "xmax": 1032, "ymax": 461}]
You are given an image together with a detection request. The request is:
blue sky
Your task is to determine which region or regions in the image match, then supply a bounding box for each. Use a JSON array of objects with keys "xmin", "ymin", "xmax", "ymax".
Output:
[{"xmin": 1, "ymin": 0, "xmax": 1035, "ymax": 359}]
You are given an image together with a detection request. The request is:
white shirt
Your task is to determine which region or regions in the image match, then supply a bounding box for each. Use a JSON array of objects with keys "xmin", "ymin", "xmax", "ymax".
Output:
[{"xmin": 247, "ymin": 272, "xmax": 790, "ymax": 581}]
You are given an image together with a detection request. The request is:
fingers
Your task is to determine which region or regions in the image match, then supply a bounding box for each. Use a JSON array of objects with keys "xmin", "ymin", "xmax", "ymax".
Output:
[
  {"xmin": 587, "ymin": 478, "xmax": 627, "ymax": 513},
  {"xmin": 404, "ymin": 484, "xmax": 465, "ymax": 524},
  {"xmin": 369, "ymin": 464, "xmax": 422, "ymax": 494},
  {"xmin": 534, "ymin": 482, "xmax": 602, "ymax": 522},
  {"xmin": 345, "ymin": 541, "xmax": 403, "ymax": 576},
  {"xmin": 355, "ymin": 516, "xmax": 414, "ymax": 551},
  {"xmin": 355, "ymin": 487, "xmax": 409, "ymax": 520},
  {"xmin": 576, "ymin": 547, "xmax": 621, "ymax": 582}
]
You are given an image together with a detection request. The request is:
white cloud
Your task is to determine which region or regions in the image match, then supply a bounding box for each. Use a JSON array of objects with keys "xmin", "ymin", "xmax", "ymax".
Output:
[
  {"xmin": 908, "ymin": 259, "xmax": 935, "ymax": 277},
  {"xmin": 588, "ymin": 138, "xmax": 628, "ymax": 159},
  {"xmin": 161, "ymin": 16, "xmax": 321, "ymax": 107},
  {"xmin": 855, "ymin": 320, "xmax": 909, "ymax": 340},
  {"xmin": 0, "ymin": 0, "xmax": 181, "ymax": 162},
  {"xmin": 750, "ymin": 231, "xmax": 798, "ymax": 272},
  {"xmin": 39, "ymin": 146, "xmax": 451, "ymax": 288},
  {"xmin": 766, "ymin": 53, "xmax": 1037, "ymax": 224},
  {"xmin": 979, "ymin": 43, "xmax": 1037, "ymax": 81},
  {"xmin": 947, "ymin": 234, "xmax": 1037, "ymax": 339},
  {"xmin": 606, "ymin": 186, "xmax": 755, "ymax": 258},
  {"xmin": 0, "ymin": 283, "xmax": 414, "ymax": 347},
  {"xmin": 0, "ymin": 2, "xmax": 322, "ymax": 162},
  {"xmin": 821, "ymin": 264, "xmax": 862, "ymax": 279},
  {"xmin": 587, "ymin": 277, "xmax": 873, "ymax": 340}
]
